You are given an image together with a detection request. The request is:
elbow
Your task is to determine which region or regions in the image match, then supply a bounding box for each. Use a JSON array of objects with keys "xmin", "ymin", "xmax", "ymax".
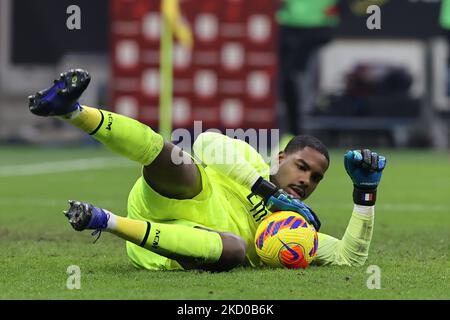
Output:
[
  {"xmin": 350, "ymin": 260, "xmax": 367, "ymax": 267},
  {"xmin": 347, "ymin": 254, "xmax": 369, "ymax": 267},
  {"xmin": 336, "ymin": 245, "xmax": 369, "ymax": 267}
]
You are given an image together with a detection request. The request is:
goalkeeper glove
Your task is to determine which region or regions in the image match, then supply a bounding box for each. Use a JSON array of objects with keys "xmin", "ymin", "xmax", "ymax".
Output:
[
  {"xmin": 251, "ymin": 177, "xmax": 321, "ymax": 231},
  {"xmin": 344, "ymin": 149, "xmax": 386, "ymax": 206}
]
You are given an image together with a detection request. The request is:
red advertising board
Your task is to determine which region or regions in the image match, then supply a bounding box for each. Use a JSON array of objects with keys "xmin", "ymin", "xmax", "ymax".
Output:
[{"xmin": 110, "ymin": 0, "xmax": 277, "ymax": 130}]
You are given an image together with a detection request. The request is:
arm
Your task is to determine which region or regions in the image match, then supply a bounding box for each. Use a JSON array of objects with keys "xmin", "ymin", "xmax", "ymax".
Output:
[
  {"xmin": 193, "ymin": 132, "xmax": 321, "ymax": 230},
  {"xmin": 314, "ymin": 149, "xmax": 386, "ymax": 266},
  {"xmin": 192, "ymin": 131, "xmax": 268, "ymax": 190},
  {"xmin": 314, "ymin": 205, "xmax": 374, "ymax": 266}
]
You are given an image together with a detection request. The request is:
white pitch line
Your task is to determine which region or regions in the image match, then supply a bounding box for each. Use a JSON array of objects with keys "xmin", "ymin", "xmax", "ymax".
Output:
[
  {"xmin": 0, "ymin": 157, "xmax": 136, "ymax": 177},
  {"xmin": 0, "ymin": 198, "xmax": 121, "ymax": 207},
  {"xmin": 311, "ymin": 202, "xmax": 449, "ymax": 212}
]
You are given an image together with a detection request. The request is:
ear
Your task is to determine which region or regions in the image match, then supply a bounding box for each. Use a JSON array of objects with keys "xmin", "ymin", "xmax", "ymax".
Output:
[{"xmin": 278, "ymin": 150, "xmax": 286, "ymax": 164}]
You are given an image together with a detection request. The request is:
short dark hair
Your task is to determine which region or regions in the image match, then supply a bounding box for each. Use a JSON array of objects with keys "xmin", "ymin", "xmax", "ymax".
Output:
[{"xmin": 284, "ymin": 135, "xmax": 330, "ymax": 164}]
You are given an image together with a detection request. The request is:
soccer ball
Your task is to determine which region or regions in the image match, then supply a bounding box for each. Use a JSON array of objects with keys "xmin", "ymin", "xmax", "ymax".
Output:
[{"xmin": 255, "ymin": 211, "xmax": 318, "ymax": 269}]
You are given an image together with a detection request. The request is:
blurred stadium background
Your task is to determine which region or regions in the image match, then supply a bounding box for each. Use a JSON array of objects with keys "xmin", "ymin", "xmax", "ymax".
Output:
[{"xmin": 0, "ymin": 0, "xmax": 449, "ymax": 149}]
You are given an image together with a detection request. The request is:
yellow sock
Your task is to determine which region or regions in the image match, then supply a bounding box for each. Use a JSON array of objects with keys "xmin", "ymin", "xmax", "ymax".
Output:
[
  {"xmin": 65, "ymin": 105, "xmax": 164, "ymax": 165},
  {"xmin": 65, "ymin": 106, "xmax": 103, "ymax": 134},
  {"xmin": 109, "ymin": 215, "xmax": 223, "ymax": 264}
]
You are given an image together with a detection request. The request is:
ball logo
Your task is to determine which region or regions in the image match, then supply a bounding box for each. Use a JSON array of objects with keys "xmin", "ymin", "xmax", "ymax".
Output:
[{"xmin": 278, "ymin": 240, "xmax": 308, "ymax": 269}]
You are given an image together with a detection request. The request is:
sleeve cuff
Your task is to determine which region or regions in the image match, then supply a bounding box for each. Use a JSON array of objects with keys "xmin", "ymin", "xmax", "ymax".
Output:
[{"xmin": 353, "ymin": 204, "xmax": 375, "ymax": 217}]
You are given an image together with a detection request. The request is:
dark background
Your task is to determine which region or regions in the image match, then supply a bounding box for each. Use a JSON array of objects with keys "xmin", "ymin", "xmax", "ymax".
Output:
[
  {"xmin": 11, "ymin": 0, "xmax": 443, "ymax": 65},
  {"xmin": 336, "ymin": 0, "xmax": 442, "ymax": 38},
  {"xmin": 12, "ymin": 0, "xmax": 109, "ymax": 65}
]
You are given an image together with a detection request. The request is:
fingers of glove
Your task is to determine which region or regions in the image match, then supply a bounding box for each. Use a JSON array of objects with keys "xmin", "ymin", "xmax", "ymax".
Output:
[
  {"xmin": 277, "ymin": 192, "xmax": 291, "ymax": 202},
  {"xmin": 345, "ymin": 150, "xmax": 363, "ymax": 163},
  {"xmin": 361, "ymin": 149, "xmax": 372, "ymax": 169},
  {"xmin": 370, "ymin": 152, "xmax": 378, "ymax": 171},
  {"xmin": 360, "ymin": 149, "xmax": 381, "ymax": 172},
  {"xmin": 270, "ymin": 194, "xmax": 318, "ymax": 227},
  {"xmin": 301, "ymin": 209, "xmax": 313, "ymax": 223},
  {"xmin": 310, "ymin": 217, "xmax": 321, "ymax": 231},
  {"xmin": 364, "ymin": 150, "xmax": 386, "ymax": 172},
  {"xmin": 305, "ymin": 205, "xmax": 320, "ymax": 227},
  {"xmin": 344, "ymin": 150, "xmax": 362, "ymax": 174},
  {"xmin": 377, "ymin": 155, "xmax": 386, "ymax": 171},
  {"xmin": 299, "ymin": 205, "xmax": 320, "ymax": 231},
  {"xmin": 299, "ymin": 210, "xmax": 314, "ymax": 225},
  {"xmin": 293, "ymin": 201, "xmax": 317, "ymax": 225},
  {"xmin": 284, "ymin": 200, "xmax": 313, "ymax": 224}
]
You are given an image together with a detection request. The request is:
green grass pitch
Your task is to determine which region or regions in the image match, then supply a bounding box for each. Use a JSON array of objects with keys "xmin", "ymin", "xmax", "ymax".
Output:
[{"xmin": 0, "ymin": 146, "xmax": 449, "ymax": 299}]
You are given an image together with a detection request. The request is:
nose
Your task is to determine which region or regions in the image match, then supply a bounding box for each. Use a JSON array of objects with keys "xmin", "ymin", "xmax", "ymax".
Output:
[{"xmin": 298, "ymin": 172, "xmax": 311, "ymax": 188}]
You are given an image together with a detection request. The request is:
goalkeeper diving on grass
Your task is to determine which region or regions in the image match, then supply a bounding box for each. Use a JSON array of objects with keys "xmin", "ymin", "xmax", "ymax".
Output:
[{"xmin": 28, "ymin": 69, "xmax": 386, "ymax": 272}]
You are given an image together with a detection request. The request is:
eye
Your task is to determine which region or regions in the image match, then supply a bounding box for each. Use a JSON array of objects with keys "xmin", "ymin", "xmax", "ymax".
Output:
[{"xmin": 297, "ymin": 164, "xmax": 307, "ymax": 171}]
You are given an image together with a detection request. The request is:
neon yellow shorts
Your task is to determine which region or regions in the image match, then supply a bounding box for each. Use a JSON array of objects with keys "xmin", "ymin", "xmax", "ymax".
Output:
[{"xmin": 125, "ymin": 165, "xmax": 259, "ymax": 270}]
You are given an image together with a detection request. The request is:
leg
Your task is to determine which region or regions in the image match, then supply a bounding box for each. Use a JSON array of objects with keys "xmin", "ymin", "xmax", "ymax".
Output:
[
  {"xmin": 73, "ymin": 106, "xmax": 202, "ymax": 199},
  {"xmin": 64, "ymin": 201, "xmax": 247, "ymax": 272},
  {"xmin": 28, "ymin": 69, "xmax": 201, "ymax": 199},
  {"xmin": 143, "ymin": 142, "xmax": 202, "ymax": 199},
  {"xmin": 178, "ymin": 227, "xmax": 247, "ymax": 272},
  {"xmin": 72, "ymin": 106, "xmax": 202, "ymax": 199}
]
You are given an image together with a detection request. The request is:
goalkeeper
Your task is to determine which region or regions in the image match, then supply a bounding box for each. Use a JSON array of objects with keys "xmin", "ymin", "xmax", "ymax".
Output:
[{"xmin": 28, "ymin": 69, "xmax": 386, "ymax": 271}]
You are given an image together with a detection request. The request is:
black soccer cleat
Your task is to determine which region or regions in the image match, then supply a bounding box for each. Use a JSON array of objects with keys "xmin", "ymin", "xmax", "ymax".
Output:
[
  {"xmin": 63, "ymin": 200, "xmax": 109, "ymax": 232},
  {"xmin": 28, "ymin": 69, "xmax": 91, "ymax": 116}
]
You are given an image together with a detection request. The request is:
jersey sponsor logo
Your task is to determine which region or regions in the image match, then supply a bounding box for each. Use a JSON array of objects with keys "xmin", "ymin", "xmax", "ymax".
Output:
[
  {"xmin": 152, "ymin": 229, "xmax": 161, "ymax": 249},
  {"xmin": 246, "ymin": 192, "xmax": 269, "ymax": 222},
  {"xmin": 106, "ymin": 113, "xmax": 113, "ymax": 130}
]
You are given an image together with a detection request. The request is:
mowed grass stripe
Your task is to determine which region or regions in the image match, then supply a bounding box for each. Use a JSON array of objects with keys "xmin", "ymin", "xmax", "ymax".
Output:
[
  {"xmin": 0, "ymin": 157, "xmax": 134, "ymax": 176},
  {"xmin": 0, "ymin": 147, "xmax": 448, "ymax": 299}
]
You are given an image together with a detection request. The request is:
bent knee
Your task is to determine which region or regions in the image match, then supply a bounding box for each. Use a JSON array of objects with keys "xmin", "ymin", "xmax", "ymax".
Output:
[{"xmin": 143, "ymin": 143, "xmax": 202, "ymax": 199}]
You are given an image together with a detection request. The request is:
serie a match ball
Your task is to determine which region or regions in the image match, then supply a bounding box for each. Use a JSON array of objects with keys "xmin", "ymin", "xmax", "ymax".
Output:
[{"xmin": 255, "ymin": 211, "xmax": 318, "ymax": 269}]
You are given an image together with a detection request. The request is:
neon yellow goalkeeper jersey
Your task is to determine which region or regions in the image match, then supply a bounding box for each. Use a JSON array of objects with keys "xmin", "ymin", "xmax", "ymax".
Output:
[
  {"xmin": 127, "ymin": 132, "xmax": 374, "ymax": 269},
  {"xmin": 192, "ymin": 132, "xmax": 273, "ymax": 267},
  {"xmin": 193, "ymin": 132, "xmax": 374, "ymax": 268}
]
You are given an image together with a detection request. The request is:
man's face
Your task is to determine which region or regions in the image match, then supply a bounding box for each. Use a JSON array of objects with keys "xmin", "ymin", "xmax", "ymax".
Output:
[{"xmin": 271, "ymin": 146, "xmax": 329, "ymax": 200}]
